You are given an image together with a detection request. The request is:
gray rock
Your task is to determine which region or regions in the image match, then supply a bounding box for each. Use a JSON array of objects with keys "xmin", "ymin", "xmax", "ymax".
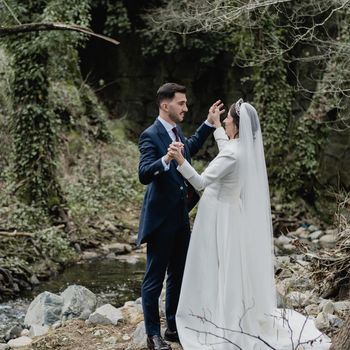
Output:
[
  {"xmin": 308, "ymin": 225, "xmax": 319, "ymax": 232},
  {"xmin": 103, "ymin": 220, "xmax": 118, "ymax": 233},
  {"xmin": 328, "ymin": 314, "xmax": 344, "ymax": 328},
  {"xmin": 61, "ymin": 285, "xmax": 97, "ymax": 321},
  {"xmin": 322, "ymin": 301, "xmax": 335, "ymax": 315},
  {"xmin": 7, "ymin": 336, "xmax": 32, "ymax": 348},
  {"xmin": 129, "ymin": 321, "xmax": 147, "ymax": 349},
  {"xmin": 103, "ymin": 336, "xmax": 117, "ymax": 346},
  {"xmin": 305, "ymin": 304, "xmax": 319, "ymax": 316},
  {"xmin": 24, "ymin": 291, "xmax": 63, "ymax": 327},
  {"xmin": 299, "ymin": 231, "xmax": 310, "ymax": 240},
  {"xmin": 116, "ymin": 254, "xmax": 140, "ymax": 264},
  {"xmin": 102, "ymin": 243, "xmax": 132, "ymax": 255},
  {"xmin": 122, "ymin": 302, "xmax": 143, "ymax": 325},
  {"xmin": 315, "ymin": 312, "xmax": 330, "ymax": 330},
  {"xmin": 285, "ymin": 291, "xmax": 314, "ymax": 307},
  {"xmin": 333, "ymin": 301, "xmax": 350, "ymax": 315},
  {"xmin": 310, "ymin": 230, "xmax": 324, "ymax": 240},
  {"xmin": 276, "ymin": 234, "xmax": 291, "ymax": 245},
  {"xmin": 88, "ymin": 304, "xmax": 123, "ymax": 325},
  {"xmin": 52, "ymin": 321, "xmax": 62, "ymax": 330},
  {"xmin": 128, "ymin": 234, "xmax": 138, "ymax": 245},
  {"xmin": 320, "ymin": 234, "xmax": 337, "ymax": 246},
  {"xmin": 295, "ymin": 227, "xmax": 307, "ymax": 237},
  {"xmin": 20, "ymin": 329, "xmax": 29, "ymax": 337},
  {"xmin": 276, "ymin": 291, "xmax": 286, "ymax": 308},
  {"xmin": 28, "ymin": 325, "xmax": 49, "ymax": 338},
  {"xmin": 30, "ymin": 275, "xmax": 40, "ymax": 285},
  {"xmin": 325, "ymin": 228, "xmax": 337, "ymax": 235},
  {"xmin": 93, "ymin": 329, "xmax": 106, "ymax": 337},
  {"xmin": 282, "ymin": 243, "xmax": 296, "ymax": 252},
  {"xmin": 81, "ymin": 251, "xmax": 99, "ymax": 260},
  {"xmin": 0, "ymin": 344, "xmax": 9, "ymax": 350},
  {"xmin": 4, "ymin": 325, "xmax": 24, "ymax": 342}
]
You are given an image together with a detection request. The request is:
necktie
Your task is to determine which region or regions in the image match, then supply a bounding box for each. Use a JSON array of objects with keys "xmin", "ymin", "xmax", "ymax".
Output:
[{"xmin": 172, "ymin": 127, "xmax": 180, "ymax": 142}]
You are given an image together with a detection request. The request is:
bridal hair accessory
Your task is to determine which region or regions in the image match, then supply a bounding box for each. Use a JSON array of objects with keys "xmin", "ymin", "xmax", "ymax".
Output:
[{"xmin": 235, "ymin": 98, "xmax": 244, "ymax": 116}]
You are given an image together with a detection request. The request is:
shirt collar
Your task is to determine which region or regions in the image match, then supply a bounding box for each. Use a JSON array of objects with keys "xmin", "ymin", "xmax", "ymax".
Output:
[{"xmin": 158, "ymin": 116, "xmax": 176, "ymax": 133}]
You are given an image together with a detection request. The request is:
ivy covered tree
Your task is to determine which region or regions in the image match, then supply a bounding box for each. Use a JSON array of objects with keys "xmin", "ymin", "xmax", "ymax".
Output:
[{"xmin": 1, "ymin": 0, "xmax": 111, "ymax": 220}]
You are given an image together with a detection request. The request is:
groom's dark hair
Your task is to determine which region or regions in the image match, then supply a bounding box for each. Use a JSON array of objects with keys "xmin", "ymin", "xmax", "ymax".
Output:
[{"xmin": 156, "ymin": 82, "xmax": 186, "ymax": 107}]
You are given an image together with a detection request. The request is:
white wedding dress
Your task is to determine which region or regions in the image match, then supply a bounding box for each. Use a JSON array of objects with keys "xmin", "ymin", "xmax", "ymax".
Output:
[{"xmin": 175, "ymin": 121, "xmax": 331, "ymax": 350}]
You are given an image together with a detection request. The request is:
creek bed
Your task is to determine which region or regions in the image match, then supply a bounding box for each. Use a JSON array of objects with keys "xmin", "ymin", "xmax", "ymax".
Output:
[{"xmin": 0, "ymin": 257, "xmax": 146, "ymax": 339}]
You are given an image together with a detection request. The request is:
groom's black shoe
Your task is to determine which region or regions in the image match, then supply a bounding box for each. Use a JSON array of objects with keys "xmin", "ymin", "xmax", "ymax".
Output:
[
  {"xmin": 164, "ymin": 328, "xmax": 179, "ymax": 342},
  {"xmin": 147, "ymin": 335, "xmax": 172, "ymax": 350}
]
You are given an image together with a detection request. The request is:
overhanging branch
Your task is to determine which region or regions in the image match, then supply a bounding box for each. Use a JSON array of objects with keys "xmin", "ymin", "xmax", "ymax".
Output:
[{"xmin": 0, "ymin": 22, "xmax": 120, "ymax": 46}]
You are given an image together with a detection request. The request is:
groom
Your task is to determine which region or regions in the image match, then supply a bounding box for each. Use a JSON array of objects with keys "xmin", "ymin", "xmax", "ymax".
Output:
[{"xmin": 138, "ymin": 82, "xmax": 218, "ymax": 350}]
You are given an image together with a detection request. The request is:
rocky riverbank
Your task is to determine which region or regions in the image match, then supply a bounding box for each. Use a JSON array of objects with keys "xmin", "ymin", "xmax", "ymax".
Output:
[{"xmin": 1, "ymin": 224, "xmax": 349, "ymax": 350}]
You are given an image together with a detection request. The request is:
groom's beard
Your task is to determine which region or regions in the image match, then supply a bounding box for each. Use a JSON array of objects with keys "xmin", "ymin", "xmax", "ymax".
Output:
[{"xmin": 169, "ymin": 111, "xmax": 184, "ymax": 124}]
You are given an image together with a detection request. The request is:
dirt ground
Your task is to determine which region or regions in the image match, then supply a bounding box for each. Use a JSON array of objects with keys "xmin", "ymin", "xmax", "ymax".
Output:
[{"xmin": 21, "ymin": 318, "xmax": 183, "ymax": 350}]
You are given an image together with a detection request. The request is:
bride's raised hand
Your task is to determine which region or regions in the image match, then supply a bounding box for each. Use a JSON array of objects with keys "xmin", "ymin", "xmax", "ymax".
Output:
[{"xmin": 207, "ymin": 100, "xmax": 225, "ymax": 128}]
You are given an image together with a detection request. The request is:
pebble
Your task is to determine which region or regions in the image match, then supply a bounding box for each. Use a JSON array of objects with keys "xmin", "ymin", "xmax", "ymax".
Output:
[
  {"xmin": 319, "ymin": 234, "xmax": 337, "ymax": 246},
  {"xmin": 308, "ymin": 225, "xmax": 319, "ymax": 232},
  {"xmin": 7, "ymin": 336, "xmax": 32, "ymax": 348},
  {"xmin": 310, "ymin": 230, "xmax": 324, "ymax": 240}
]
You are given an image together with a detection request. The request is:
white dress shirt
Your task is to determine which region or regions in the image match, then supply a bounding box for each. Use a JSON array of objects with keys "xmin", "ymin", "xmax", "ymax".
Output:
[{"xmin": 158, "ymin": 116, "xmax": 214, "ymax": 171}]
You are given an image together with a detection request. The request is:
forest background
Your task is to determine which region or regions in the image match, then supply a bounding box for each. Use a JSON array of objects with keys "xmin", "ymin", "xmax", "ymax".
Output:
[{"xmin": 0, "ymin": 0, "xmax": 349, "ymax": 306}]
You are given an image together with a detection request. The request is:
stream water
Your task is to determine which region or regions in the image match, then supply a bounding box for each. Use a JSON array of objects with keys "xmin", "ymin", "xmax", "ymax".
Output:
[{"xmin": 0, "ymin": 256, "xmax": 146, "ymax": 339}]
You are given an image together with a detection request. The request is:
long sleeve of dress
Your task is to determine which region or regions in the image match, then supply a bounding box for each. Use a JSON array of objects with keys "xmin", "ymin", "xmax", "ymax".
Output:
[
  {"xmin": 213, "ymin": 127, "xmax": 229, "ymax": 151},
  {"xmin": 177, "ymin": 141, "xmax": 237, "ymax": 191}
]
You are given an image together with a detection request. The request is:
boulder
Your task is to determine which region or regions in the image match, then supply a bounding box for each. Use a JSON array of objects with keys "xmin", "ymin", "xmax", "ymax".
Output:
[
  {"xmin": 88, "ymin": 304, "xmax": 123, "ymax": 325},
  {"xmin": 24, "ymin": 291, "xmax": 63, "ymax": 327},
  {"xmin": 61, "ymin": 285, "xmax": 97, "ymax": 321}
]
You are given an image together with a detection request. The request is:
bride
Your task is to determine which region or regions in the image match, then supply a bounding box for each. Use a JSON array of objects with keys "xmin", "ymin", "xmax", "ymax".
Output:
[{"xmin": 167, "ymin": 100, "xmax": 331, "ymax": 349}]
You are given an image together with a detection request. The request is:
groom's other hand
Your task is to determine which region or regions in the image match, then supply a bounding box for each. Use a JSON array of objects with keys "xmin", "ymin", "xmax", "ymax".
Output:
[
  {"xmin": 168, "ymin": 142, "xmax": 185, "ymax": 165},
  {"xmin": 164, "ymin": 141, "xmax": 184, "ymax": 164},
  {"xmin": 207, "ymin": 100, "xmax": 225, "ymax": 128}
]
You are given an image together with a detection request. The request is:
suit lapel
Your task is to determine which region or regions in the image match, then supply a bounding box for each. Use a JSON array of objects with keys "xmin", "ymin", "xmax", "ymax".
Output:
[{"xmin": 154, "ymin": 119, "xmax": 172, "ymax": 153}]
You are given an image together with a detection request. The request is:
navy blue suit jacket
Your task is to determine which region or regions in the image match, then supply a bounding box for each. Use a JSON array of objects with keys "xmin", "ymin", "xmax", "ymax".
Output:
[{"xmin": 137, "ymin": 119, "xmax": 213, "ymax": 245}]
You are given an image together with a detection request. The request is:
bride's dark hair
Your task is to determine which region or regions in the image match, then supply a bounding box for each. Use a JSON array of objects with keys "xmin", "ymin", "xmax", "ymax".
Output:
[
  {"xmin": 228, "ymin": 103, "xmax": 240, "ymax": 139},
  {"xmin": 229, "ymin": 101, "xmax": 259, "ymax": 139}
]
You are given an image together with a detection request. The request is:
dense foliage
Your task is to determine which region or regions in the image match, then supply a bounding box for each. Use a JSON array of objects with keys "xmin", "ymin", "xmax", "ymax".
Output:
[{"xmin": 139, "ymin": 0, "xmax": 350, "ymax": 202}]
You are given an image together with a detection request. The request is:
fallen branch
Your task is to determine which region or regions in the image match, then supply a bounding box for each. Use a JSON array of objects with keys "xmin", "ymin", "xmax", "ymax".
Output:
[
  {"xmin": 0, "ymin": 231, "xmax": 34, "ymax": 237},
  {"xmin": 0, "ymin": 22, "xmax": 120, "ymax": 46}
]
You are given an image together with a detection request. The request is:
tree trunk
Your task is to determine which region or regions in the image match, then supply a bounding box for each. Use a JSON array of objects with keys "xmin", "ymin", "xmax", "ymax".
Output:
[{"xmin": 330, "ymin": 314, "xmax": 350, "ymax": 350}]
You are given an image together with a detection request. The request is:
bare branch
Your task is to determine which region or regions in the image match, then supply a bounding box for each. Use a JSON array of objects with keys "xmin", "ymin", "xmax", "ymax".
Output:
[{"xmin": 0, "ymin": 22, "xmax": 120, "ymax": 46}]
